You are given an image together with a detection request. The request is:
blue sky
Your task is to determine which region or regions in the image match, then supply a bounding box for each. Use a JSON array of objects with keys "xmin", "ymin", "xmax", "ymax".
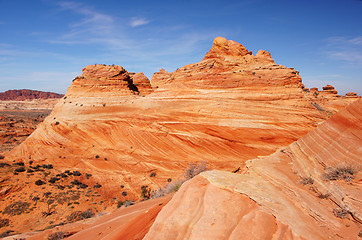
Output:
[{"xmin": 0, "ymin": 0, "xmax": 361, "ymax": 95}]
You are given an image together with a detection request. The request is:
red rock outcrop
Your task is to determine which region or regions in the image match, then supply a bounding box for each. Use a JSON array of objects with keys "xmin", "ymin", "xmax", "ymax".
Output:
[
  {"xmin": 153, "ymin": 37, "xmax": 301, "ymax": 89},
  {"xmin": 66, "ymin": 64, "xmax": 141, "ymax": 97},
  {"xmin": 346, "ymin": 92, "xmax": 358, "ymax": 97},
  {"xmin": 203, "ymin": 36, "xmax": 252, "ymax": 60},
  {"xmin": 322, "ymin": 84, "xmax": 338, "ymax": 94},
  {"xmin": 0, "ymin": 89, "xmax": 63, "ymax": 101},
  {"xmin": 130, "ymin": 72, "xmax": 153, "ymax": 96},
  {"xmin": 1, "ymin": 37, "xmax": 359, "ymax": 234}
]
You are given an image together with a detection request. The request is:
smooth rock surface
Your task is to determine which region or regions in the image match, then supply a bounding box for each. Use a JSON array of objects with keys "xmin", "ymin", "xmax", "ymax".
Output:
[{"xmin": 145, "ymin": 99, "xmax": 362, "ymax": 240}]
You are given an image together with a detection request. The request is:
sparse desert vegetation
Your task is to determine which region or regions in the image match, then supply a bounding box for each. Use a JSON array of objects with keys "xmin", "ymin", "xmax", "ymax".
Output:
[
  {"xmin": 66, "ymin": 209, "xmax": 95, "ymax": 223},
  {"xmin": 151, "ymin": 162, "xmax": 207, "ymax": 199},
  {"xmin": 322, "ymin": 164, "xmax": 359, "ymax": 182}
]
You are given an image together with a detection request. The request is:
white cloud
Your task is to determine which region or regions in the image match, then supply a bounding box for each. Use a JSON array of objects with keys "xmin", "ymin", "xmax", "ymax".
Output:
[
  {"xmin": 325, "ymin": 36, "xmax": 362, "ymax": 66},
  {"xmin": 54, "ymin": 1, "xmax": 127, "ymax": 47},
  {"xmin": 130, "ymin": 17, "xmax": 150, "ymax": 27}
]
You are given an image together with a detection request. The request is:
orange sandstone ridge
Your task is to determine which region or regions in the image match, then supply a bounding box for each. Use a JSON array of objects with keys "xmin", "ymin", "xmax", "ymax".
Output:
[
  {"xmin": 144, "ymin": 98, "xmax": 362, "ymax": 240},
  {"xmin": 22, "ymin": 98, "xmax": 362, "ymax": 240},
  {"xmin": 1, "ymin": 37, "xmax": 360, "ymax": 234}
]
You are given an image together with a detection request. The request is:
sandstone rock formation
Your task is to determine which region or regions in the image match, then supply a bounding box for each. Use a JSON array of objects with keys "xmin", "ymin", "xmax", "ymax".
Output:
[
  {"xmin": 0, "ymin": 89, "xmax": 63, "ymax": 101},
  {"xmin": 322, "ymin": 84, "xmax": 338, "ymax": 94},
  {"xmin": 203, "ymin": 37, "xmax": 252, "ymax": 60},
  {"xmin": 130, "ymin": 72, "xmax": 153, "ymax": 96},
  {"xmin": 66, "ymin": 64, "xmax": 142, "ymax": 97},
  {"xmin": 1, "ymin": 37, "xmax": 359, "ymax": 234},
  {"xmin": 144, "ymin": 98, "xmax": 362, "ymax": 240},
  {"xmin": 14, "ymin": 99, "xmax": 361, "ymax": 239},
  {"xmin": 346, "ymin": 92, "xmax": 358, "ymax": 97}
]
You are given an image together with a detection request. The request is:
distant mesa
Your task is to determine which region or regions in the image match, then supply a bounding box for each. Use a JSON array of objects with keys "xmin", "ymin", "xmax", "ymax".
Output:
[{"xmin": 0, "ymin": 89, "xmax": 63, "ymax": 101}]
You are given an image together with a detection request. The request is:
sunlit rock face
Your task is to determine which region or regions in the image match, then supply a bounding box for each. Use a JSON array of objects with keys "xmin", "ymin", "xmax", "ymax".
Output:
[
  {"xmin": 145, "ymin": 99, "xmax": 362, "ymax": 240},
  {"xmin": 3, "ymin": 37, "xmax": 359, "ymax": 233}
]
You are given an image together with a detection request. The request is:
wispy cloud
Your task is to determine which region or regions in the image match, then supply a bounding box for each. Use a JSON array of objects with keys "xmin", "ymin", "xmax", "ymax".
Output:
[
  {"xmin": 130, "ymin": 17, "xmax": 150, "ymax": 27},
  {"xmin": 324, "ymin": 36, "xmax": 362, "ymax": 66},
  {"xmin": 51, "ymin": 2, "xmax": 218, "ymax": 58},
  {"xmin": 53, "ymin": 1, "xmax": 129, "ymax": 48},
  {"xmin": 39, "ymin": 1, "xmax": 224, "ymax": 79}
]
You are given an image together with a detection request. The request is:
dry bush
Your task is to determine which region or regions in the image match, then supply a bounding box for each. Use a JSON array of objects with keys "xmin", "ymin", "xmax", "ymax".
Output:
[
  {"xmin": 67, "ymin": 209, "xmax": 94, "ymax": 223},
  {"xmin": 3, "ymin": 201, "xmax": 30, "ymax": 216},
  {"xmin": 117, "ymin": 200, "xmax": 134, "ymax": 208},
  {"xmin": 323, "ymin": 164, "xmax": 359, "ymax": 182},
  {"xmin": 0, "ymin": 230, "xmax": 14, "ymax": 238},
  {"xmin": 48, "ymin": 231, "xmax": 65, "ymax": 240},
  {"xmin": 298, "ymin": 176, "xmax": 314, "ymax": 185},
  {"xmin": 0, "ymin": 218, "xmax": 10, "ymax": 228},
  {"xmin": 184, "ymin": 162, "xmax": 207, "ymax": 180},
  {"xmin": 317, "ymin": 193, "xmax": 331, "ymax": 199},
  {"xmin": 141, "ymin": 185, "xmax": 151, "ymax": 200},
  {"xmin": 151, "ymin": 180, "xmax": 183, "ymax": 199},
  {"xmin": 151, "ymin": 162, "xmax": 207, "ymax": 199},
  {"xmin": 333, "ymin": 208, "xmax": 350, "ymax": 219}
]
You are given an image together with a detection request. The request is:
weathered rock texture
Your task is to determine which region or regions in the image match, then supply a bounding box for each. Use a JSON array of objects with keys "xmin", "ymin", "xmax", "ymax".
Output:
[
  {"xmin": 130, "ymin": 72, "xmax": 153, "ymax": 96},
  {"xmin": 0, "ymin": 89, "xmax": 63, "ymax": 101},
  {"xmin": 1, "ymin": 37, "xmax": 359, "ymax": 233},
  {"xmin": 145, "ymin": 98, "xmax": 362, "ymax": 240},
  {"xmin": 12, "ymin": 99, "xmax": 361, "ymax": 240}
]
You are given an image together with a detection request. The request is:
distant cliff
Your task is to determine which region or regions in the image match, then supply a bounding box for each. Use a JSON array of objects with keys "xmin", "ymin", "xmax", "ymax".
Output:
[{"xmin": 0, "ymin": 89, "xmax": 64, "ymax": 101}]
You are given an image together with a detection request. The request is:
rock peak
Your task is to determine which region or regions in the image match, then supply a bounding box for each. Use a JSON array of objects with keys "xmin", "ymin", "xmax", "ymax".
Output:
[
  {"xmin": 81, "ymin": 64, "xmax": 127, "ymax": 79},
  {"xmin": 203, "ymin": 37, "xmax": 252, "ymax": 60},
  {"xmin": 66, "ymin": 64, "xmax": 147, "ymax": 97}
]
